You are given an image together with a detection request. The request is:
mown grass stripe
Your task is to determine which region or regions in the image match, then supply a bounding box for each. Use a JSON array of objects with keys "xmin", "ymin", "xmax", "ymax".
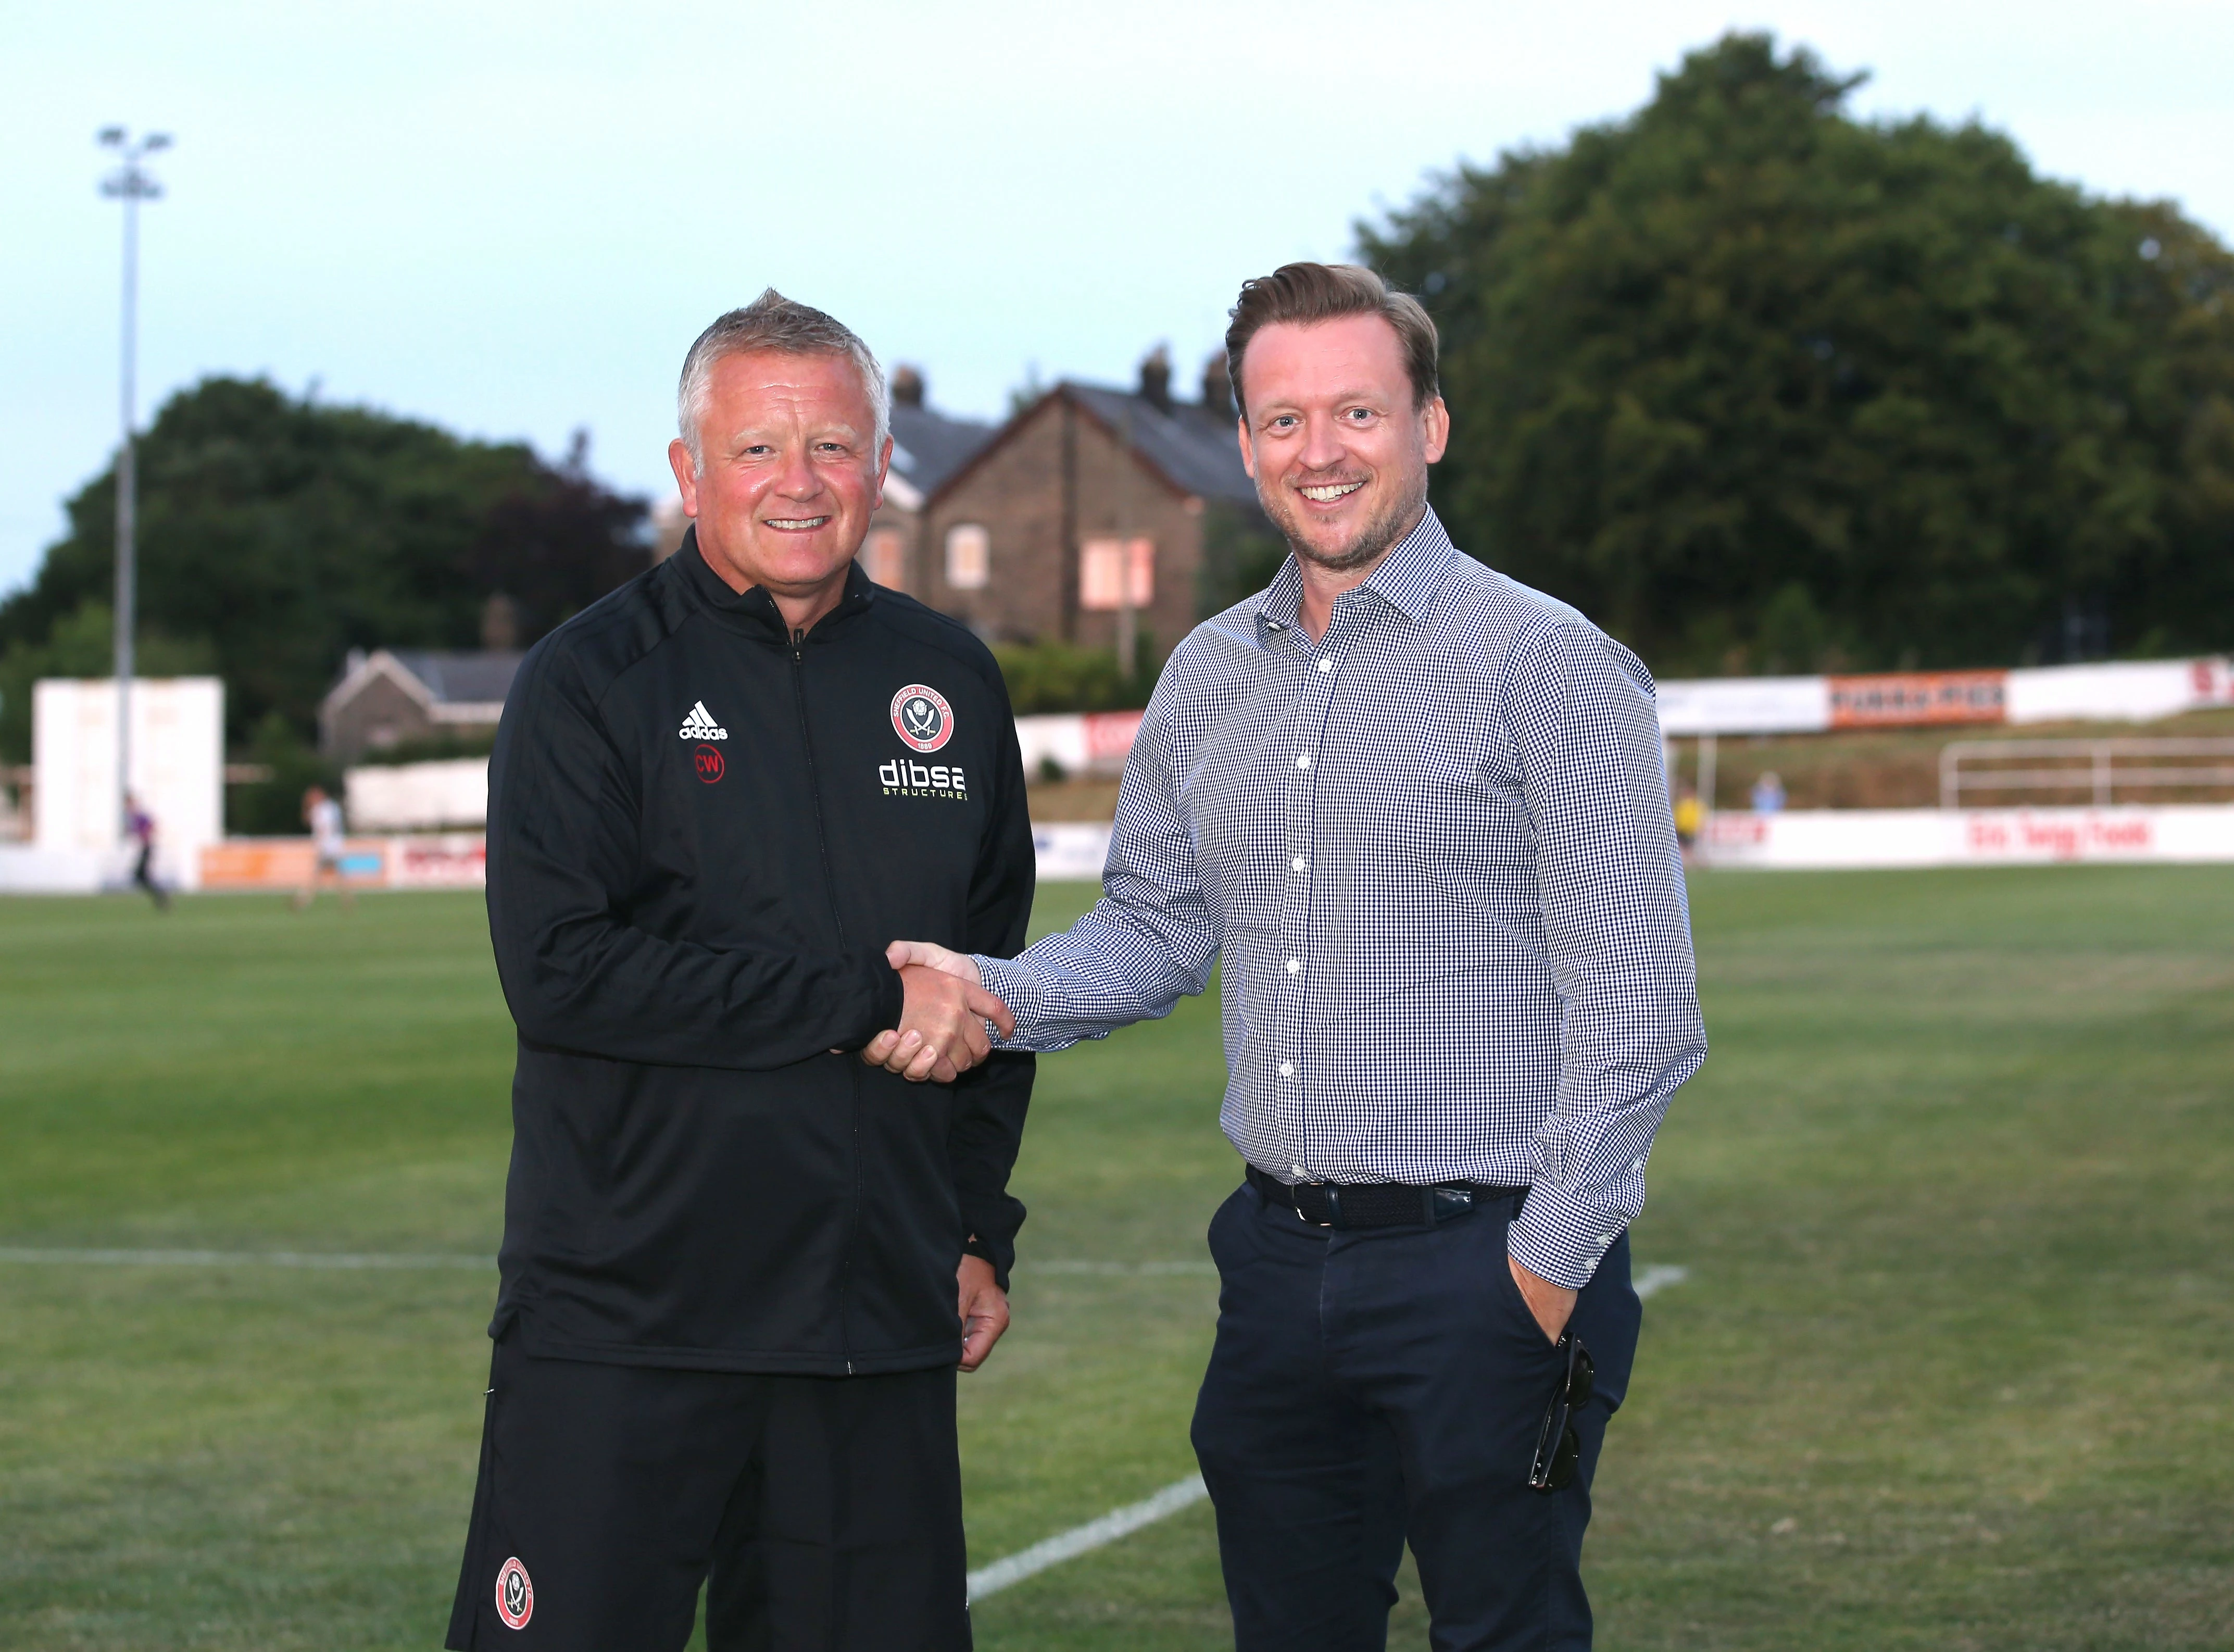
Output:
[
  {"xmin": 0, "ymin": 1252, "xmax": 1691, "ymax": 1295},
  {"xmin": 0, "ymin": 1246, "xmax": 490, "ymax": 1270}
]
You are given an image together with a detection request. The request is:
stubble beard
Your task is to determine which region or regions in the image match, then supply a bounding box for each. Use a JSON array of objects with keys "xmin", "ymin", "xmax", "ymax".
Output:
[{"xmin": 1262, "ymin": 473, "xmax": 1430, "ymax": 577}]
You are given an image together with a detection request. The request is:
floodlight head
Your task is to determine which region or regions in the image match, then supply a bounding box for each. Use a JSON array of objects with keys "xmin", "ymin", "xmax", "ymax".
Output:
[
  {"xmin": 145, "ymin": 133, "xmax": 172, "ymax": 153},
  {"xmin": 98, "ymin": 126, "xmax": 126, "ymax": 147}
]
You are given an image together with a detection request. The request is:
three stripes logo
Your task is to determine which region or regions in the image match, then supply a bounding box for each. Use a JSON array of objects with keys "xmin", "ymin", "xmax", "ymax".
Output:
[{"xmin": 678, "ymin": 701, "xmax": 727, "ymax": 741}]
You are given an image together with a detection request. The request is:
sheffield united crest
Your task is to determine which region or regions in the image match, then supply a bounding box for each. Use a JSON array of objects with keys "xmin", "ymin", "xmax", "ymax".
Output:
[
  {"xmin": 891, "ymin": 684, "xmax": 955, "ymax": 753},
  {"xmin": 495, "ymin": 1556, "xmax": 534, "ymax": 1629}
]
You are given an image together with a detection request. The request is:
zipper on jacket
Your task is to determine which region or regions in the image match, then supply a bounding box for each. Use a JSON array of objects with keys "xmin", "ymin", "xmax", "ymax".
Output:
[{"xmin": 789, "ymin": 628, "xmax": 868, "ymax": 1372}]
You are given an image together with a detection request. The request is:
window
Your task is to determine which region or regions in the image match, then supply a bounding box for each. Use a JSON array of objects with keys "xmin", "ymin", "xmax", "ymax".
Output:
[
  {"xmin": 864, "ymin": 527, "xmax": 906, "ymax": 589},
  {"xmin": 1080, "ymin": 537, "xmax": 1154, "ymax": 610},
  {"xmin": 945, "ymin": 523, "xmax": 990, "ymax": 590}
]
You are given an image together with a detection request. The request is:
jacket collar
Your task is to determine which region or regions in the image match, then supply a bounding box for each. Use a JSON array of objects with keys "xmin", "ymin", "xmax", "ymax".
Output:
[{"xmin": 674, "ymin": 524, "xmax": 877, "ymax": 642}]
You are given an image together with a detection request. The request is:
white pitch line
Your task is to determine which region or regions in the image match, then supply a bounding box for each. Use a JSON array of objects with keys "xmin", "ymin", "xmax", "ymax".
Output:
[
  {"xmin": 969, "ymin": 1474, "xmax": 1210, "ymax": 1601},
  {"xmin": 0, "ymin": 1247, "xmax": 490, "ymax": 1270},
  {"xmin": 1634, "ymin": 1263, "xmax": 1689, "ymax": 1299},
  {"xmin": 1034, "ymin": 1260, "xmax": 1215, "ymax": 1276}
]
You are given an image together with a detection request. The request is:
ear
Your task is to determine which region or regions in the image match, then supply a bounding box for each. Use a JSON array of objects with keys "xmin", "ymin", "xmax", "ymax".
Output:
[
  {"xmin": 1235, "ymin": 412, "xmax": 1257, "ymax": 481},
  {"xmin": 872, "ymin": 433, "xmax": 893, "ymax": 510},
  {"xmin": 1420, "ymin": 396, "xmax": 1450, "ymax": 465},
  {"xmin": 667, "ymin": 439, "xmax": 700, "ymax": 516}
]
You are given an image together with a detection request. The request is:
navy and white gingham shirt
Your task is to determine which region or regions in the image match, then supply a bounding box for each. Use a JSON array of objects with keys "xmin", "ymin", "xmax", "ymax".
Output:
[{"xmin": 977, "ymin": 510, "xmax": 1705, "ymax": 1287}]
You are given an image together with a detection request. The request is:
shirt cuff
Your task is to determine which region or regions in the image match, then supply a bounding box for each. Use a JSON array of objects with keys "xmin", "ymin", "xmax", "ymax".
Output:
[
  {"xmin": 1506, "ymin": 1184, "xmax": 1626, "ymax": 1291},
  {"xmin": 972, "ymin": 955, "xmax": 1039, "ymax": 1049}
]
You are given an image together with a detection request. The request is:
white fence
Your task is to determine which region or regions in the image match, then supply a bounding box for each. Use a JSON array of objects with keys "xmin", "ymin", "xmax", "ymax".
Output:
[{"xmin": 1938, "ymin": 739, "xmax": 2234, "ymax": 809}]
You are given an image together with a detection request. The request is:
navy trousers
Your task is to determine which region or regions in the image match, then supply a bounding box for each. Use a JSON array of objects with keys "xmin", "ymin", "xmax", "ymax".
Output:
[{"xmin": 1190, "ymin": 1182, "xmax": 1642, "ymax": 1651}]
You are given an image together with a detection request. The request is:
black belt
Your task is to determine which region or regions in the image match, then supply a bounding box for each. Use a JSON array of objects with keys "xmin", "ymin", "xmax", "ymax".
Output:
[{"xmin": 1246, "ymin": 1163, "xmax": 1528, "ymax": 1230}]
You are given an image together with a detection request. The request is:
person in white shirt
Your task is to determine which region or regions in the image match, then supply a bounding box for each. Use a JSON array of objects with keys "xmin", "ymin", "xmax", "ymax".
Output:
[{"xmin": 295, "ymin": 785, "xmax": 354, "ymax": 911}]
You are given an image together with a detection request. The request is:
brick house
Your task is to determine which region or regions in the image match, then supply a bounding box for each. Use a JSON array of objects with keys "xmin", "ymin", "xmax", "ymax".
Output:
[
  {"xmin": 858, "ymin": 368, "xmax": 998, "ymax": 593},
  {"xmin": 915, "ymin": 352, "xmax": 1269, "ymax": 652}
]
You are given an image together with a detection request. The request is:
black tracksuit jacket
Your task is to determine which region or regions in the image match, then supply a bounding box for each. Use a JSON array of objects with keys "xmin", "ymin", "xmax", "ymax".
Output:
[{"xmin": 483, "ymin": 532, "xmax": 1036, "ymax": 1375}]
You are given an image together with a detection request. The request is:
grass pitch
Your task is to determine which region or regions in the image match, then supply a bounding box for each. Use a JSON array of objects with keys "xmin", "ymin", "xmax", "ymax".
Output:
[{"xmin": 0, "ymin": 869, "xmax": 2229, "ymax": 1649}]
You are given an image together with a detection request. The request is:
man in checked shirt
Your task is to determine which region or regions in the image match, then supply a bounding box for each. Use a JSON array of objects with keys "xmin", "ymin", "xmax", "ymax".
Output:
[{"xmin": 868, "ymin": 261, "xmax": 1707, "ymax": 1650}]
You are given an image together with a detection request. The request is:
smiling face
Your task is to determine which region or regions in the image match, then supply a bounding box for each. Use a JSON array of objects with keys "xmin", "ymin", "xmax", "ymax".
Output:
[
  {"xmin": 1235, "ymin": 312, "xmax": 1448, "ymax": 576},
  {"xmin": 667, "ymin": 348, "xmax": 891, "ymax": 617}
]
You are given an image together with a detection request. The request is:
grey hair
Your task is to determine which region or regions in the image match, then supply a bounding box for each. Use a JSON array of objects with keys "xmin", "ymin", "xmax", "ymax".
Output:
[{"xmin": 675, "ymin": 287, "xmax": 890, "ymax": 470}]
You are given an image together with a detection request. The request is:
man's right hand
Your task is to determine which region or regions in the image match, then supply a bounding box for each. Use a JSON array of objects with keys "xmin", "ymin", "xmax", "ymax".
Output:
[{"xmin": 864, "ymin": 947, "xmax": 1014, "ymax": 1083}]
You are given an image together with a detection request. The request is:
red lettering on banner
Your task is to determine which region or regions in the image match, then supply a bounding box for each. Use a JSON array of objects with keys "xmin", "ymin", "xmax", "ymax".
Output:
[
  {"xmin": 1708, "ymin": 813, "xmax": 1769, "ymax": 847},
  {"xmin": 1966, "ymin": 817, "xmax": 2010, "ymax": 853},
  {"xmin": 1967, "ymin": 811, "xmax": 2155, "ymax": 861},
  {"xmin": 1082, "ymin": 710, "xmax": 1146, "ymax": 765}
]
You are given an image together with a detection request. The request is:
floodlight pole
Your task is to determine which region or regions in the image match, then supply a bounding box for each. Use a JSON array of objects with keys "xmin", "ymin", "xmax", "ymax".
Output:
[{"xmin": 98, "ymin": 126, "xmax": 168, "ymax": 837}]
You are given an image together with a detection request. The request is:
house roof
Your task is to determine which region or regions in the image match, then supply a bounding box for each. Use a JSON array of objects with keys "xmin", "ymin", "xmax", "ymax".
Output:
[
  {"xmin": 928, "ymin": 381, "xmax": 1259, "ymax": 511},
  {"xmin": 888, "ymin": 403, "xmax": 996, "ymax": 499},
  {"xmin": 321, "ymin": 648, "xmax": 522, "ymax": 733},
  {"xmin": 384, "ymin": 650, "xmax": 525, "ymax": 706},
  {"xmin": 1061, "ymin": 383, "xmax": 1259, "ymax": 508}
]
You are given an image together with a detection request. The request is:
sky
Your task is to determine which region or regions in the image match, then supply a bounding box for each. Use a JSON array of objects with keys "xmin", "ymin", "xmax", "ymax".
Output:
[{"xmin": 5, "ymin": 0, "xmax": 2231, "ymax": 597}]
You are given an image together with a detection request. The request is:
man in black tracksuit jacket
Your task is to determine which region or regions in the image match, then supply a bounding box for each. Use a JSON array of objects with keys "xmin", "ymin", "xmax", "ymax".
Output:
[{"xmin": 448, "ymin": 293, "xmax": 1034, "ymax": 1652}]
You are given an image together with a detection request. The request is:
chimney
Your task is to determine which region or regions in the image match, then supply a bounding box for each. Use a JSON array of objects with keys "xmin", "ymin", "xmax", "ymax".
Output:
[
  {"xmin": 891, "ymin": 365, "xmax": 926, "ymax": 408},
  {"xmin": 482, "ymin": 592, "xmax": 521, "ymax": 652},
  {"xmin": 1137, "ymin": 345, "xmax": 1172, "ymax": 414},
  {"xmin": 1200, "ymin": 350, "xmax": 1234, "ymax": 420}
]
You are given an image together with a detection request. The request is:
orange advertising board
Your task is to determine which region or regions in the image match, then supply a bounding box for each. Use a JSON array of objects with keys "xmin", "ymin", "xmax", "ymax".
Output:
[
  {"xmin": 1827, "ymin": 671, "xmax": 2007, "ymax": 729},
  {"xmin": 199, "ymin": 838, "xmax": 386, "ymax": 890}
]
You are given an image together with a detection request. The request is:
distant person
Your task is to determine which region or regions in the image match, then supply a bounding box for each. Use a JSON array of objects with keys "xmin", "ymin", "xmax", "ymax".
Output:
[
  {"xmin": 1750, "ymin": 770, "xmax": 1786, "ymax": 813},
  {"xmin": 874, "ymin": 263, "xmax": 1706, "ymax": 1651},
  {"xmin": 123, "ymin": 794, "xmax": 169, "ymax": 911},
  {"xmin": 449, "ymin": 290, "xmax": 1033, "ymax": 1652},
  {"xmin": 1673, "ymin": 783, "xmax": 1704, "ymax": 848},
  {"xmin": 294, "ymin": 785, "xmax": 353, "ymax": 911}
]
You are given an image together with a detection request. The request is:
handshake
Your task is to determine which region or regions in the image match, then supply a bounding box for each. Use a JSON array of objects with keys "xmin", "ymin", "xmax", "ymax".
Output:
[{"xmin": 861, "ymin": 941, "xmax": 1016, "ymax": 1084}]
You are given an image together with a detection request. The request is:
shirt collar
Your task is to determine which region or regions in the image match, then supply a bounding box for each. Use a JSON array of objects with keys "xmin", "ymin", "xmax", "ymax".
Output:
[{"xmin": 1253, "ymin": 506, "xmax": 1458, "ymax": 645}]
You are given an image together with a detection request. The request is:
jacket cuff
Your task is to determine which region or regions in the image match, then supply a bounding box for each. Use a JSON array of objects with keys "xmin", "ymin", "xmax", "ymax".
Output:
[
  {"xmin": 851, "ymin": 952, "xmax": 905, "ymax": 1049},
  {"xmin": 961, "ymin": 1231, "xmax": 1012, "ymax": 1293},
  {"xmin": 1507, "ymin": 1185, "xmax": 1626, "ymax": 1291}
]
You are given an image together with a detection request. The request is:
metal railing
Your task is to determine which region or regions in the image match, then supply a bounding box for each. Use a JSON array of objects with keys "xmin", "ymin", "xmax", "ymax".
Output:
[{"xmin": 1939, "ymin": 739, "xmax": 2234, "ymax": 809}]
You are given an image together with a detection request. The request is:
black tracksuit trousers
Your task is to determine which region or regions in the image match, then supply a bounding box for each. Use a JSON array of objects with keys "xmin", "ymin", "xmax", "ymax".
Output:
[{"xmin": 447, "ymin": 1336, "xmax": 970, "ymax": 1652}]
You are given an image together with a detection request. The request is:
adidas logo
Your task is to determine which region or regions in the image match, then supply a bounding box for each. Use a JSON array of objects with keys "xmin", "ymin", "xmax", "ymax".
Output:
[{"xmin": 678, "ymin": 701, "xmax": 727, "ymax": 741}]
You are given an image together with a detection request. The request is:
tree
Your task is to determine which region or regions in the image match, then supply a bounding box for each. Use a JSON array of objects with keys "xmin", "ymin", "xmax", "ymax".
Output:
[
  {"xmin": 0, "ymin": 378, "xmax": 647, "ymax": 761},
  {"xmin": 1360, "ymin": 32, "xmax": 2234, "ymax": 673}
]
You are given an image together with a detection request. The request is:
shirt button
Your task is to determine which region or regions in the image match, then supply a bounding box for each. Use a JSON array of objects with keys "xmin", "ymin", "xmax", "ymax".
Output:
[
  {"xmin": 1278, "ymin": 1061, "xmax": 1295, "ymax": 1079},
  {"xmin": 1285, "ymin": 957, "xmax": 1301, "ymax": 974},
  {"xmin": 1291, "ymin": 856, "xmax": 1308, "ymax": 873},
  {"xmin": 1296, "ymin": 753, "xmax": 1313, "ymax": 769},
  {"xmin": 1599, "ymin": 1232, "xmax": 1617, "ymax": 1245},
  {"xmin": 1317, "ymin": 657, "xmax": 1333, "ymax": 673},
  {"xmin": 1290, "ymin": 1163, "xmax": 1307, "ymax": 1179}
]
